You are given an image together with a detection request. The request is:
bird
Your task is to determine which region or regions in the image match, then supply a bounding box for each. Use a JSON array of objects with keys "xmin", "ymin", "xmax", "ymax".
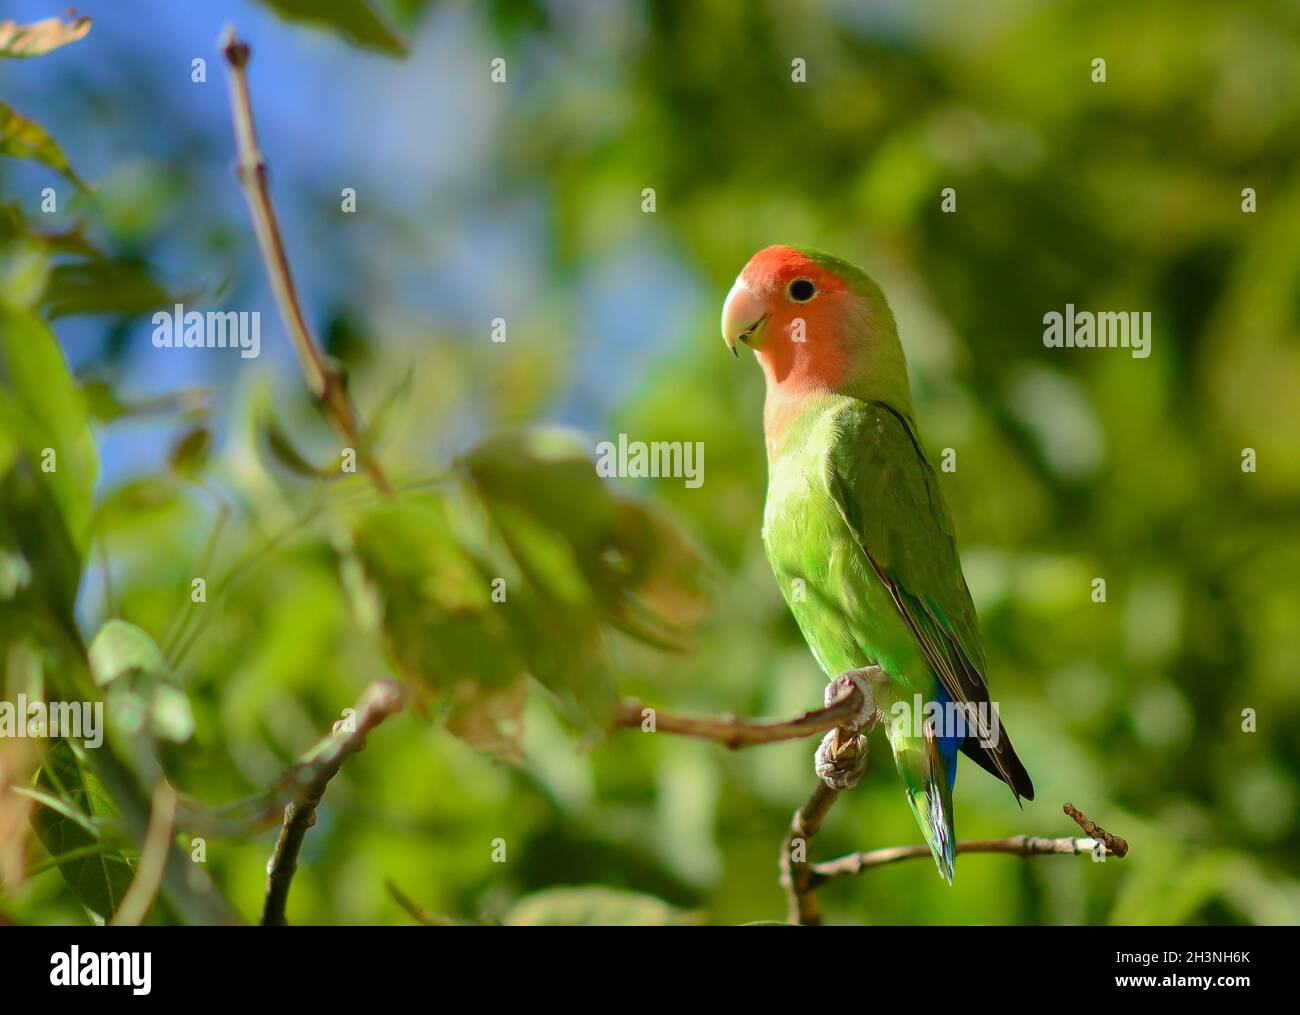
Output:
[{"xmin": 721, "ymin": 244, "xmax": 1034, "ymax": 882}]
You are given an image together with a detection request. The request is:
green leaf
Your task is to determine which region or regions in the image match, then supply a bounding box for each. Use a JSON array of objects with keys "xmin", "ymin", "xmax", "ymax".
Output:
[
  {"xmin": 80, "ymin": 378, "xmax": 212, "ymax": 424},
  {"xmin": 0, "ymin": 547, "xmax": 33, "ymax": 600},
  {"xmin": 453, "ymin": 426, "xmax": 713, "ymax": 730},
  {"xmin": 148, "ymin": 684, "xmax": 195, "ymax": 743},
  {"xmin": 88, "ymin": 620, "xmax": 168, "ymax": 687},
  {"xmin": 0, "ymin": 239, "xmax": 51, "ymax": 313},
  {"xmin": 253, "ymin": 0, "xmax": 406, "ymax": 55},
  {"xmin": 255, "ymin": 392, "xmax": 341, "ymax": 479},
  {"xmin": 0, "ymin": 201, "xmax": 97, "ymax": 256},
  {"xmin": 88, "ymin": 620, "xmax": 192, "ymax": 744},
  {"xmin": 0, "ymin": 101, "xmax": 86, "ymax": 188},
  {"xmin": 0, "ymin": 419, "xmax": 83, "ymax": 626},
  {"xmin": 2, "ymin": 206, "xmax": 189, "ymax": 324},
  {"xmin": 359, "ymin": 366, "xmax": 413, "ymax": 454},
  {"xmin": 350, "ymin": 497, "xmax": 524, "ymax": 691},
  {"xmin": 264, "ymin": 421, "xmax": 336, "ymax": 478},
  {"xmin": 167, "ymin": 426, "xmax": 212, "ymax": 476},
  {"xmin": 460, "ymin": 427, "xmax": 710, "ymax": 649},
  {"xmin": 504, "ymin": 886, "xmax": 697, "ymax": 926},
  {"xmin": 30, "ymin": 741, "xmax": 135, "ymax": 921},
  {"xmin": 352, "ymin": 488, "xmax": 620, "ymax": 737},
  {"xmin": 42, "ymin": 259, "xmax": 176, "ymax": 320},
  {"xmin": 78, "ymin": 379, "xmax": 126, "ymax": 423},
  {"xmin": 0, "ymin": 310, "xmax": 99, "ymax": 554},
  {"xmin": 91, "ymin": 476, "xmax": 182, "ymax": 536},
  {"xmin": 0, "ymin": 15, "xmax": 92, "ymax": 58}
]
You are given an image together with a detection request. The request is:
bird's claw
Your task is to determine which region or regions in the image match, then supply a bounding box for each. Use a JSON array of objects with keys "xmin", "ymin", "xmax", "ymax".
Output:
[
  {"xmin": 815, "ymin": 667, "xmax": 881, "ymax": 789},
  {"xmin": 815, "ymin": 727, "xmax": 868, "ymax": 790},
  {"xmin": 825, "ymin": 666, "xmax": 882, "ymax": 733}
]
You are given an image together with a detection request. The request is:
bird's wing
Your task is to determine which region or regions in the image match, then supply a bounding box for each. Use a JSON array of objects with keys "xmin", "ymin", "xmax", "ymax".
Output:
[{"xmin": 824, "ymin": 399, "xmax": 1034, "ymax": 802}]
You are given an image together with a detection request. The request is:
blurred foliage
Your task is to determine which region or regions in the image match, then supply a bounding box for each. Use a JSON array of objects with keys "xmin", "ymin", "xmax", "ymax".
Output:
[
  {"xmin": 1, "ymin": 0, "xmax": 1299, "ymax": 926},
  {"xmin": 0, "ymin": 14, "xmax": 90, "ymax": 187},
  {"xmin": 30, "ymin": 740, "xmax": 134, "ymax": 922},
  {"xmin": 254, "ymin": 0, "xmax": 408, "ymax": 56},
  {"xmin": 0, "ymin": 14, "xmax": 91, "ymax": 58}
]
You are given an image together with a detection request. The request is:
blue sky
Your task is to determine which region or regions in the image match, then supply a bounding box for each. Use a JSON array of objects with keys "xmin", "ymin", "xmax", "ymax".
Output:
[{"xmin": 1, "ymin": 0, "xmax": 702, "ymax": 484}]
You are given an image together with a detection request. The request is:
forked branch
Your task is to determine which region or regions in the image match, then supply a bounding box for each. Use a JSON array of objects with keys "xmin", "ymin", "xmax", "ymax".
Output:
[
  {"xmin": 607, "ymin": 680, "xmax": 1128, "ymax": 926},
  {"xmin": 784, "ymin": 794, "xmax": 1129, "ymax": 924},
  {"xmin": 259, "ymin": 679, "xmax": 406, "ymax": 925}
]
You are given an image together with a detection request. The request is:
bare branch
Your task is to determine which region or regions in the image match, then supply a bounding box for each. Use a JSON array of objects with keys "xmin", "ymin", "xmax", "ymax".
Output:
[
  {"xmin": 786, "ymin": 802, "xmax": 1128, "ymax": 924},
  {"xmin": 219, "ymin": 25, "xmax": 391, "ymax": 493},
  {"xmin": 177, "ymin": 681, "xmax": 405, "ymax": 841},
  {"xmin": 386, "ymin": 880, "xmax": 458, "ymax": 926},
  {"xmin": 809, "ymin": 830, "xmax": 1121, "ymax": 886},
  {"xmin": 612, "ymin": 675, "xmax": 865, "ymax": 749},
  {"xmin": 563, "ymin": 668, "xmax": 1132, "ymax": 924},
  {"xmin": 1064, "ymin": 802, "xmax": 1128, "ymax": 858},
  {"xmin": 779, "ymin": 779, "xmax": 844, "ymax": 926},
  {"xmin": 258, "ymin": 679, "xmax": 406, "ymax": 925},
  {"xmin": 610, "ymin": 676, "xmax": 873, "ymax": 924}
]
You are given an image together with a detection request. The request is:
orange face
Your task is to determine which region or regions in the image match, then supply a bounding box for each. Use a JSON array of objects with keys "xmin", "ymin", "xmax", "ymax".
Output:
[{"xmin": 720, "ymin": 245, "xmax": 855, "ymax": 391}]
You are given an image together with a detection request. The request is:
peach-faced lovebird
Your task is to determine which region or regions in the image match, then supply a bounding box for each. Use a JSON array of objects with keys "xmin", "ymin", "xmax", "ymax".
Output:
[{"xmin": 721, "ymin": 245, "xmax": 1033, "ymax": 882}]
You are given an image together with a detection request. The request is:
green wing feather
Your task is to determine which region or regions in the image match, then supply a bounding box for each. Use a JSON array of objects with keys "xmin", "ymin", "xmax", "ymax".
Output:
[{"xmin": 825, "ymin": 400, "xmax": 1034, "ymax": 802}]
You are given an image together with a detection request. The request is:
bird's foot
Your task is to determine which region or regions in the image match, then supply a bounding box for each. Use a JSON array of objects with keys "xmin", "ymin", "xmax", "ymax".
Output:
[
  {"xmin": 814, "ymin": 667, "xmax": 882, "ymax": 790},
  {"xmin": 825, "ymin": 666, "xmax": 883, "ymax": 733},
  {"xmin": 815, "ymin": 727, "xmax": 868, "ymax": 789}
]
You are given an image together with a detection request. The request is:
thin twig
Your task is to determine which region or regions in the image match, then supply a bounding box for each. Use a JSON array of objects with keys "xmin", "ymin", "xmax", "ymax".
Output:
[
  {"xmin": 170, "ymin": 490, "xmax": 329, "ymax": 671},
  {"xmin": 612, "ymin": 677, "xmax": 864, "ymax": 749},
  {"xmin": 386, "ymin": 880, "xmax": 436, "ymax": 925},
  {"xmin": 1064, "ymin": 802, "xmax": 1129, "ymax": 858},
  {"xmin": 219, "ymin": 25, "xmax": 391, "ymax": 493},
  {"xmin": 244, "ymin": 680, "xmax": 405, "ymax": 925},
  {"xmin": 110, "ymin": 779, "xmax": 178, "ymax": 926},
  {"xmin": 809, "ymin": 830, "xmax": 1121, "ymax": 886},
  {"xmin": 386, "ymin": 880, "xmax": 458, "ymax": 926},
  {"xmin": 162, "ymin": 500, "xmax": 230, "ymax": 664},
  {"xmin": 179, "ymin": 680, "xmax": 405, "ymax": 841}
]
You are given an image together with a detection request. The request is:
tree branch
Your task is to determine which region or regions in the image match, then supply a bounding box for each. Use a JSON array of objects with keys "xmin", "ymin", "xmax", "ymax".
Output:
[
  {"xmin": 612, "ymin": 672, "xmax": 865, "ymax": 749},
  {"xmin": 612, "ymin": 675, "xmax": 1128, "ymax": 925},
  {"xmin": 219, "ymin": 25, "xmax": 391, "ymax": 493},
  {"xmin": 176, "ymin": 681, "xmax": 402, "ymax": 841},
  {"xmin": 258, "ymin": 679, "xmax": 405, "ymax": 925},
  {"xmin": 1064, "ymin": 801, "xmax": 1128, "ymax": 857},
  {"xmin": 779, "ymin": 779, "xmax": 845, "ymax": 926},
  {"xmin": 609, "ymin": 676, "xmax": 875, "ymax": 924},
  {"xmin": 797, "ymin": 803, "xmax": 1128, "ymax": 919},
  {"xmin": 810, "ymin": 833, "xmax": 1114, "ymax": 885}
]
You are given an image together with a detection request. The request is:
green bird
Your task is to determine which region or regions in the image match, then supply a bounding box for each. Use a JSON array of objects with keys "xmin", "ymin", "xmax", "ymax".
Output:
[{"xmin": 721, "ymin": 245, "xmax": 1034, "ymax": 882}]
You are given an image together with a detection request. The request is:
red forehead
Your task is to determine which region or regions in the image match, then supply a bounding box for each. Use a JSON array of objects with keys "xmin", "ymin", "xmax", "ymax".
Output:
[{"xmin": 742, "ymin": 245, "xmax": 845, "ymax": 293}]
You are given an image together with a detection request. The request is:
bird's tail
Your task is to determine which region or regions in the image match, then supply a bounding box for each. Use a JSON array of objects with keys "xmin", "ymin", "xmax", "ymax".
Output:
[{"xmin": 885, "ymin": 701, "xmax": 959, "ymax": 884}]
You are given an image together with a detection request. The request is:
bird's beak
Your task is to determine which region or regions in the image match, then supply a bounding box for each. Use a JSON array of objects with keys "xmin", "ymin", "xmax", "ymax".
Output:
[{"xmin": 721, "ymin": 278, "xmax": 767, "ymax": 359}]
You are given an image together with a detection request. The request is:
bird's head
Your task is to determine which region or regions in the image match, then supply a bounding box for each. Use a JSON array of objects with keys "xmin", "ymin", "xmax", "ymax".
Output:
[{"xmin": 721, "ymin": 245, "xmax": 910, "ymax": 406}]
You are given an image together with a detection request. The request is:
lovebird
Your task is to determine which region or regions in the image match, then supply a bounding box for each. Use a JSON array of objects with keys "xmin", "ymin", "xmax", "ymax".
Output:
[{"xmin": 721, "ymin": 245, "xmax": 1034, "ymax": 882}]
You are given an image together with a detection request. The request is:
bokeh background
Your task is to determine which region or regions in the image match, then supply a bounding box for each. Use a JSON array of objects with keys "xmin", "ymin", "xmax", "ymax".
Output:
[{"xmin": 2, "ymin": 0, "xmax": 1299, "ymax": 925}]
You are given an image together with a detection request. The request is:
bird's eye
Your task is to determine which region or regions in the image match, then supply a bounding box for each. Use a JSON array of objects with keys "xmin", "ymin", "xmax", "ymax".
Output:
[{"xmin": 788, "ymin": 277, "xmax": 816, "ymax": 302}]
